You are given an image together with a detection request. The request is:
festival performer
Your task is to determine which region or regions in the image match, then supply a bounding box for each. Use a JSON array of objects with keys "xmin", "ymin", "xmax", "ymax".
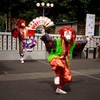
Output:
[
  {"xmin": 28, "ymin": 16, "xmax": 89, "ymax": 94},
  {"xmin": 11, "ymin": 19, "xmax": 36, "ymax": 63},
  {"xmin": 40, "ymin": 25, "xmax": 89, "ymax": 94}
]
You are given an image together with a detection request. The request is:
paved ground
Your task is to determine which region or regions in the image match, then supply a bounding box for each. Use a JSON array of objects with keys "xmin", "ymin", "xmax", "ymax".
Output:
[{"xmin": 0, "ymin": 59, "xmax": 100, "ymax": 100}]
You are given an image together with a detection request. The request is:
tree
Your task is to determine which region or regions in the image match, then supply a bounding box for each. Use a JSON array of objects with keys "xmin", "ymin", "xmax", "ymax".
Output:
[{"xmin": 0, "ymin": 0, "xmax": 99, "ymax": 33}]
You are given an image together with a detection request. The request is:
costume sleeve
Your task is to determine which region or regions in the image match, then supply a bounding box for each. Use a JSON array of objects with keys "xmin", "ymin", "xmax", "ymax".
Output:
[
  {"xmin": 73, "ymin": 38, "xmax": 88, "ymax": 56},
  {"xmin": 41, "ymin": 33, "xmax": 52, "ymax": 44},
  {"xmin": 41, "ymin": 33, "xmax": 56, "ymax": 53}
]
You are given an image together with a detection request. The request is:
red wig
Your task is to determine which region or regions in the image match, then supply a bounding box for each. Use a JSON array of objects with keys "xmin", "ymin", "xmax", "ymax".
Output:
[
  {"xmin": 58, "ymin": 26, "xmax": 76, "ymax": 42},
  {"xmin": 17, "ymin": 19, "xmax": 26, "ymax": 28}
]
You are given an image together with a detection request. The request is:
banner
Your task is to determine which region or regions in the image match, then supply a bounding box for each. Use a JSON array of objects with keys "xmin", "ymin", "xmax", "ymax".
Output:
[{"xmin": 85, "ymin": 14, "xmax": 95, "ymax": 36}]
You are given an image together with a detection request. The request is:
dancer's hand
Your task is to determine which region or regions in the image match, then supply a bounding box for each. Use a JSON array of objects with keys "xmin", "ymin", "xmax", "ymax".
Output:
[
  {"xmin": 40, "ymin": 26, "xmax": 45, "ymax": 35},
  {"xmin": 59, "ymin": 55, "xmax": 64, "ymax": 59}
]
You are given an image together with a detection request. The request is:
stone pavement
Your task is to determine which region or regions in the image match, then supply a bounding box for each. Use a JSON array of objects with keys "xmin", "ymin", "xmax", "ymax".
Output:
[{"xmin": 0, "ymin": 59, "xmax": 100, "ymax": 100}]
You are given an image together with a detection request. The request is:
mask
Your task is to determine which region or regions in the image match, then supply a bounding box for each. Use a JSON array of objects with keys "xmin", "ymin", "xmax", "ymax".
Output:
[
  {"xmin": 64, "ymin": 30, "xmax": 72, "ymax": 42},
  {"xmin": 21, "ymin": 23, "xmax": 25, "ymax": 27}
]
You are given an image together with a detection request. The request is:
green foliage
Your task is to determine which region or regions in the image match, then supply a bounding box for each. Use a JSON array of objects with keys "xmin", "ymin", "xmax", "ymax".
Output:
[
  {"xmin": 42, "ymin": 0, "xmax": 57, "ymax": 2},
  {"xmin": 0, "ymin": 0, "xmax": 99, "ymax": 24},
  {"xmin": 0, "ymin": 16, "xmax": 6, "ymax": 31},
  {"xmin": 19, "ymin": 11, "xmax": 34, "ymax": 24},
  {"xmin": 0, "ymin": 16, "xmax": 6, "ymax": 24}
]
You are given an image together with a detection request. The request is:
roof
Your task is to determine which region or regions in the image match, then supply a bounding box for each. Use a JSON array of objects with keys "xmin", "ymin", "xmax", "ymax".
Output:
[{"xmin": 56, "ymin": 21, "xmax": 78, "ymax": 26}]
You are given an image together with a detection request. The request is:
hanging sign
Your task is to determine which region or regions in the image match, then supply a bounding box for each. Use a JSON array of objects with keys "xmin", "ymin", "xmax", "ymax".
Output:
[{"xmin": 85, "ymin": 14, "xmax": 95, "ymax": 36}]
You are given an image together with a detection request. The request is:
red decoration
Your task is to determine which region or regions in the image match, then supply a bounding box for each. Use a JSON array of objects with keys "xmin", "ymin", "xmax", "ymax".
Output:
[
  {"xmin": 11, "ymin": 28, "xmax": 20, "ymax": 38},
  {"xmin": 27, "ymin": 29, "xmax": 35, "ymax": 36}
]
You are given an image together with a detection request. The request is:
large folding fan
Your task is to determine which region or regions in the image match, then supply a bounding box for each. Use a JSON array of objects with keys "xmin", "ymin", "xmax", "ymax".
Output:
[{"xmin": 28, "ymin": 16, "xmax": 54, "ymax": 29}]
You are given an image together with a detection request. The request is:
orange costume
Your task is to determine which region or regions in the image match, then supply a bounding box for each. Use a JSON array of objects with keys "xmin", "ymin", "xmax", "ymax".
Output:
[
  {"xmin": 40, "ymin": 26, "xmax": 77, "ymax": 94},
  {"xmin": 41, "ymin": 25, "xmax": 88, "ymax": 94}
]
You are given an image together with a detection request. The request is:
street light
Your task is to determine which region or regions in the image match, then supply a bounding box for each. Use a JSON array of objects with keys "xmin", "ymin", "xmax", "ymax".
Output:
[{"xmin": 36, "ymin": 2, "xmax": 54, "ymax": 16}]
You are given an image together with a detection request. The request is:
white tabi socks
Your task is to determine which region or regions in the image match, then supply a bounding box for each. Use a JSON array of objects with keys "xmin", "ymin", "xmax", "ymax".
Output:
[
  {"xmin": 54, "ymin": 76, "xmax": 60, "ymax": 85},
  {"xmin": 54, "ymin": 76, "xmax": 67, "ymax": 94},
  {"xmin": 20, "ymin": 57, "xmax": 24, "ymax": 64}
]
